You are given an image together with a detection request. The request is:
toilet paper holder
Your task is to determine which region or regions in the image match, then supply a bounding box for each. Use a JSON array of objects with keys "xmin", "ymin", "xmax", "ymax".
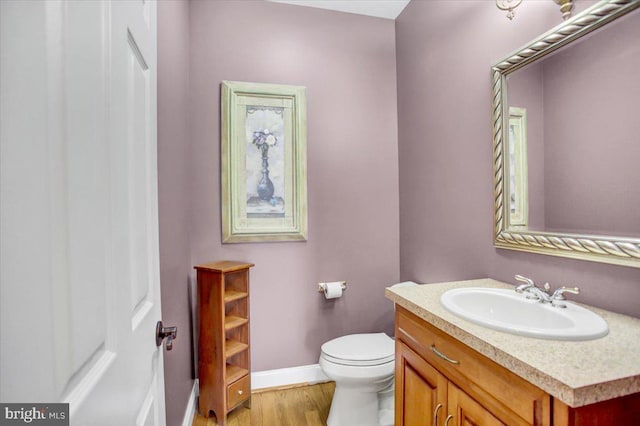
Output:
[{"xmin": 318, "ymin": 281, "xmax": 347, "ymax": 293}]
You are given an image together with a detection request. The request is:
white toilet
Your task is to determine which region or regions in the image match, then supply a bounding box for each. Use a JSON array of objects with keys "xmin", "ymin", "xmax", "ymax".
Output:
[
  {"xmin": 319, "ymin": 281, "xmax": 419, "ymax": 426},
  {"xmin": 319, "ymin": 333, "xmax": 395, "ymax": 426}
]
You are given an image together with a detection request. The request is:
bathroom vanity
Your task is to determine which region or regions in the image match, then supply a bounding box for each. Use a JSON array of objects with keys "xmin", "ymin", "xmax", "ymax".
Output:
[{"xmin": 386, "ymin": 279, "xmax": 640, "ymax": 426}]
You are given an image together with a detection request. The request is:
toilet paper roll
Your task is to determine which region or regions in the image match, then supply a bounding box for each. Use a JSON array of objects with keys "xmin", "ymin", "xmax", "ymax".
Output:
[{"xmin": 324, "ymin": 281, "xmax": 343, "ymax": 299}]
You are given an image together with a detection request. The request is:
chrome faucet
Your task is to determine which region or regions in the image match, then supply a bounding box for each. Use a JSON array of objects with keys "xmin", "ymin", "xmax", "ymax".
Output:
[
  {"xmin": 524, "ymin": 285, "xmax": 552, "ymax": 303},
  {"xmin": 514, "ymin": 275, "xmax": 581, "ymax": 307},
  {"xmin": 513, "ymin": 275, "xmax": 557, "ymax": 303},
  {"xmin": 515, "ymin": 275, "xmax": 549, "ymax": 294},
  {"xmin": 514, "ymin": 275, "xmax": 535, "ymax": 293},
  {"xmin": 550, "ymin": 286, "xmax": 580, "ymax": 308}
]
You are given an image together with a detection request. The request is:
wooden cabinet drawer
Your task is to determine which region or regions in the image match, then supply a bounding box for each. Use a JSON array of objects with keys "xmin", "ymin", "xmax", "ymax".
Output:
[
  {"xmin": 227, "ymin": 374, "xmax": 250, "ymax": 409},
  {"xmin": 396, "ymin": 306, "xmax": 551, "ymax": 426}
]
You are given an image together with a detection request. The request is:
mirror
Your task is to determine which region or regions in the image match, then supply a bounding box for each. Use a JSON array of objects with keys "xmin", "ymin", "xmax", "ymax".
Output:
[{"xmin": 492, "ymin": 0, "xmax": 640, "ymax": 267}]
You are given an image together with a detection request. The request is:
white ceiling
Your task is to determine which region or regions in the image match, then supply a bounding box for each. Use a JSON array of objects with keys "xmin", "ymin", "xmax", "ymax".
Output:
[{"xmin": 268, "ymin": 0, "xmax": 411, "ymax": 20}]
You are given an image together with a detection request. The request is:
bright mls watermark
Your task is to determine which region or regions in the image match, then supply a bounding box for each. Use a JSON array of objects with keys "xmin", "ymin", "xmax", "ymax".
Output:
[{"xmin": 0, "ymin": 404, "xmax": 68, "ymax": 425}]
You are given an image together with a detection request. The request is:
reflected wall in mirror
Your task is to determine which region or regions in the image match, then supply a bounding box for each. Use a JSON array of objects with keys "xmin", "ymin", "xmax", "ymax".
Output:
[{"xmin": 492, "ymin": 0, "xmax": 640, "ymax": 267}]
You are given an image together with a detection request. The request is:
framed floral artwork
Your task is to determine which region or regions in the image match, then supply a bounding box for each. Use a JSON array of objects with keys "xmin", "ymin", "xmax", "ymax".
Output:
[{"xmin": 221, "ymin": 81, "xmax": 307, "ymax": 242}]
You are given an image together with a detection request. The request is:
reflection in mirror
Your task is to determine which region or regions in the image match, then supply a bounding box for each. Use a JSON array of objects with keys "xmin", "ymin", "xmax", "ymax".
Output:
[
  {"xmin": 508, "ymin": 107, "xmax": 528, "ymax": 226},
  {"xmin": 492, "ymin": 0, "xmax": 640, "ymax": 267}
]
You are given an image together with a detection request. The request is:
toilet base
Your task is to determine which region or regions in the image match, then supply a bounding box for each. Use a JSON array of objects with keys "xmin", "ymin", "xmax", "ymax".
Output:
[
  {"xmin": 326, "ymin": 380, "xmax": 394, "ymax": 426},
  {"xmin": 327, "ymin": 385, "xmax": 380, "ymax": 426},
  {"xmin": 377, "ymin": 381, "xmax": 394, "ymax": 426}
]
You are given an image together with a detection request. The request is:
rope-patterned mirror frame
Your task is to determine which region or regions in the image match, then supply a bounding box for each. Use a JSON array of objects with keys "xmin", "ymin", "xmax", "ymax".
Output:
[{"xmin": 492, "ymin": 0, "xmax": 640, "ymax": 267}]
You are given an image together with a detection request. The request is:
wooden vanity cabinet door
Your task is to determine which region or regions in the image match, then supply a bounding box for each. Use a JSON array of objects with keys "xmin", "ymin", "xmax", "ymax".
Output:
[
  {"xmin": 396, "ymin": 340, "xmax": 448, "ymax": 426},
  {"xmin": 447, "ymin": 382, "xmax": 505, "ymax": 426}
]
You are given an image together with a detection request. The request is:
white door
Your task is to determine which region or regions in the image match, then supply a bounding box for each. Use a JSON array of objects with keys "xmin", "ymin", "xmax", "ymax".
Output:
[{"xmin": 0, "ymin": 1, "xmax": 166, "ymax": 425}]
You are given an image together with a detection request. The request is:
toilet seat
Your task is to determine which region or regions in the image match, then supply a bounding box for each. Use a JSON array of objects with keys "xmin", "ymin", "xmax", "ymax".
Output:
[{"xmin": 321, "ymin": 333, "xmax": 394, "ymax": 366}]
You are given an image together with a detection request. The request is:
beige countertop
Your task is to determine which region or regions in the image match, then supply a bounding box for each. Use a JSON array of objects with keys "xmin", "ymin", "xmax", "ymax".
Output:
[{"xmin": 385, "ymin": 278, "xmax": 640, "ymax": 408}]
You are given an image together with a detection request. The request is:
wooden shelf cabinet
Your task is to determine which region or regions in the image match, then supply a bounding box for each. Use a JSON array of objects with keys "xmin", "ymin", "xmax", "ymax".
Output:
[
  {"xmin": 195, "ymin": 261, "xmax": 254, "ymax": 426},
  {"xmin": 394, "ymin": 305, "xmax": 640, "ymax": 426}
]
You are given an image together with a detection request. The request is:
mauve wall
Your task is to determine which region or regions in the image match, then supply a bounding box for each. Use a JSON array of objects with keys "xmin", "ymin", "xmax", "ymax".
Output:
[
  {"xmin": 158, "ymin": 1, "xmax": 194, "ymax": 425},
  {"xmin": 189, "ymin": 0, "xmax": 399, "ymax": 371},
  {"xmin": 396, "ymin": 0, "xmax": 640, "ymax": 318},
  {"xmin": 542, "ymin": 10, "xmax": 640, "ymax": 236}
]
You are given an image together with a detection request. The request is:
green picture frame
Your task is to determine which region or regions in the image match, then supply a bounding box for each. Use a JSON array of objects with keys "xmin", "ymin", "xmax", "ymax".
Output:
[{"xmin": 221, "ymin": 81, "xmax": 307, "ymax": 243}]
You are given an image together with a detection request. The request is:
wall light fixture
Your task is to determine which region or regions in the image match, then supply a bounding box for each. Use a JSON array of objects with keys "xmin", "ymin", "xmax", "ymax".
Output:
[{"xmin": 497, "ymin": 0, "xmax": 573, "ymax": 20}]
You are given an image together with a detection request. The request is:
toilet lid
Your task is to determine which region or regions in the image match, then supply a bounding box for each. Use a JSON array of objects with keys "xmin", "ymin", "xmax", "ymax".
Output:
[{"xmin": 321, "ymin": 333, "xmax": 395, "ymax": 366}]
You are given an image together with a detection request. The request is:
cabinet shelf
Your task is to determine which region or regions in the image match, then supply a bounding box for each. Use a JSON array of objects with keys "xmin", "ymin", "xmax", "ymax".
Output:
[
  {"xmin": 224, "ymin": 315, "xmax": 248, "ymax": 331},
  {"xmin": 225, "ymin": 339, "xmax": 249, "ymax": 359},
  {"xmin": 224, "ymin": 290, "xmax": 248, "ymax": 303},
  {"xmin": 226, "ymin": 364, "xmax": 249, "ymax": 385}
]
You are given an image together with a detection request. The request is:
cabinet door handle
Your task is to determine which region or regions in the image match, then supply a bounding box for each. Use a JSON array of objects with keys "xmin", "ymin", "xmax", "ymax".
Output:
[
  {"xmin": 445, "ymin": 414, "xmax": 454, "ymax": 426},
  {"xmin": 433, "ymin": 403, "xmax": 443, "ymax": 425},
  {"xmin": 431, "ymin": 345, "xmax": 460, "ymax": 365}
]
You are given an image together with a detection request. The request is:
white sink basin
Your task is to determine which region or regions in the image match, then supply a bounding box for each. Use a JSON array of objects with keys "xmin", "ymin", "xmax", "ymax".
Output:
[{"xmin": 440, "ymin": 287, "xmax": 608, "ymax": 341}]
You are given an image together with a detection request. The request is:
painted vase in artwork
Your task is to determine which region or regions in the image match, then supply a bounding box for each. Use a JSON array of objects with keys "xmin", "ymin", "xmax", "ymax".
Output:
[
  {"xmin": 252, "ymin": 129, "xmax": 277, "ymax": 201},
  {"xmin": 257, "ymin": 143, "xmax": 274, "ymax": 201}
]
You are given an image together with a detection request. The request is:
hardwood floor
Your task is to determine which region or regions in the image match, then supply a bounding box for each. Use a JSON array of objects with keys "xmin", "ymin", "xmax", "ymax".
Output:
[{"xmin": 192, "ymin": 382, "xmax": 336, "ymax": 426}]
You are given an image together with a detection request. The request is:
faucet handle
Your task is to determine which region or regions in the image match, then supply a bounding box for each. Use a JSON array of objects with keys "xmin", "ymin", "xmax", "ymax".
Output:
[
  {"xmin": 514, "ymin": 275, "xmax": 535, "ymax": 293},
  {"xmin": 514, "ymin": 275, "xmax": 533, "ymax": 284},
  {"xmin": 551, "ymin": 286, "xmax": 580, "ymax": 300},
  {"xmin": 550, "ymin": 286, "xmax": 580, "ymax": 308}
]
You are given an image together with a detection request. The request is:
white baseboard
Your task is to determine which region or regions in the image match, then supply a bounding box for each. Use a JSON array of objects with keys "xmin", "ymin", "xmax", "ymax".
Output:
[
  {"xmin": 251, "ymin": 363, "xmax": 330, "ymax": 390},
  {"xmin": 181, "ymin": 379, "xmax": 198, "ymax": 426},
  {"xmin": 180, "ymin": 365, "xmax": 329, "ymax": 425}
]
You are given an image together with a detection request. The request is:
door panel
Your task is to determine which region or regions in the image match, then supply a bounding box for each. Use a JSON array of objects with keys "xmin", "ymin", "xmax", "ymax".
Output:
[
  {"xmin": 448, "ymin": 383, "xmax": 505, "ymax": 426},
  {"xmin": 396, "ymin": 340, "xmax": 447, "ymax": 426},
  {"xmin": 404, "ymin": 366, "xmax": 436, "ymax": 426},
  {"xmin": 126, "ymin": 23, "xmax": 154, "ymax": 329},
  {"xmin": 63, "ymin": 0, "xmax": 111, "ymax": 389}
]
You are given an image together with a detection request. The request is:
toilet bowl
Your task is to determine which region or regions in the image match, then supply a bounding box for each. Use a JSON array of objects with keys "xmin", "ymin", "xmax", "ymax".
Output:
[{"xmin": 319, "ymin": 333, "xmax": 395, "ymax": 426}]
